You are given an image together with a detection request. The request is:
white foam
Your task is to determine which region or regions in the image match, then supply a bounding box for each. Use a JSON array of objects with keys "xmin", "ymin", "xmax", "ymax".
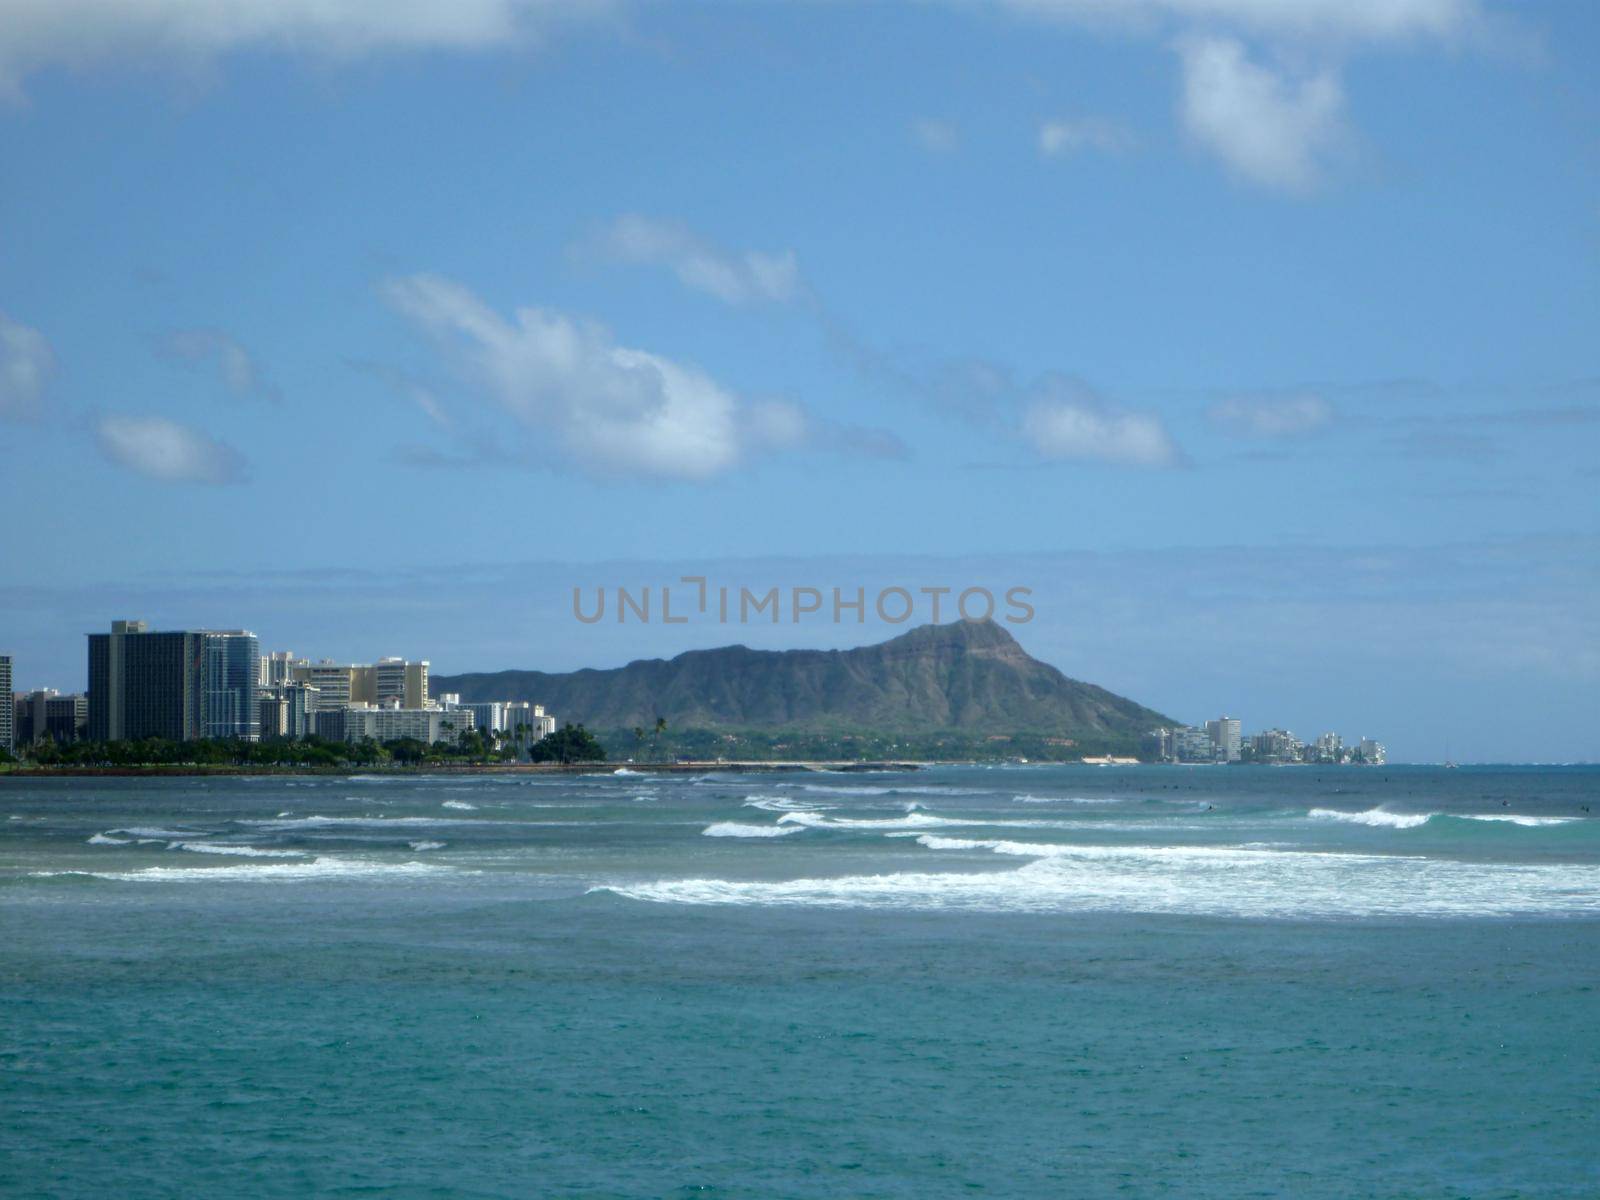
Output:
[
  {"xmin": 797, "ymin": 784, "xmax": 898, "ymax": 796},
  {"xmin": 742, "ymin": 794, "xmax": 827, "ymax": 813},
  {"xmin": 242, "ymin": 815, "xmax": 508, "ymax": 831},
  {"xmin": 702, "ymin": 822, "xmax": 803, "ymax": 838},
  {"xmin": 1308, "ymin": 807, "xmax": 1432, "ymax": 829},
  {"xmin": 612, "ymin": 768, "xmax": 643, "ymax": 776},
  {"xmin": 776, "ymin": 811, "xmax": 984, "ymax": 831},
  {"xmin": 775, "ymin": 811, "xmax": 1070, "ymax": 833},
  {"xmin": 110, "ymin": 827, "xmax": 207, "ymax": 839},
  {"xmin": 167, "ymin": 842, "xmax": 306, "ymax": 858},
  {"xmin": 442, "ymin": 800, "xmax": 477, "ymax": 811},
  {"xmin": 600, "ymin": 840, "xmax": 1600, "ymax": 920},
  {"xmin": 56, "ymin": 858, "xmax": 458, "ymax": 883},
  {"xmin": 1457, "ymin": 814, "xmax": 1576, "ymax": 827},
  {"xmin": 87, "ymin": 833, "xmax": 130, "ymax": 846},
  {"xmin": 409, "ymin": 841, "xmax": 445, "ymax": 851}
]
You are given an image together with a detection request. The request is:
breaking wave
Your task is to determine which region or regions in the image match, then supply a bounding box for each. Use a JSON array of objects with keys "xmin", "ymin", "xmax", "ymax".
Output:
[
  {"xmin": 35, "ymin": 858, "xmax": 459, "ymax": 884},
  {"xmin": 598, "ymin": 839, "xmax": 1600, "ymax": 919},
  {"xmin": 1309, "ymin": 808, "xmax": 1578, "ymax": 830},
  {"xmin": 1308, "ymin": 808, "xmax": 1431, "ymax": 829},
  {"xmin": 167, "ymin": 842, "xmax": 306, "ymax": 858},
  {"xmin": 702, "ymin": 822, "xmax": 803, "ymax": 838}
]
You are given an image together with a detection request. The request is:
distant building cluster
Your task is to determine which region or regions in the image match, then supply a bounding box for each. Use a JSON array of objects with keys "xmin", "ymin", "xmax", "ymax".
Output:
[
  {"xmin": 1147, "ymin": 716, "xmax": 1386, "ymax": 765},
  {"xmin": 1, "ymin": 622, "xmax": 556, "ymax": 753}
]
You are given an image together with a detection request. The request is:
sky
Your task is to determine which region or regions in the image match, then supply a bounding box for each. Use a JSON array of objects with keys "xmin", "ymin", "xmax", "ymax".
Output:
[{"xmin": 0, "ymin": 0, "xmax": 1596, "ymax": 761}]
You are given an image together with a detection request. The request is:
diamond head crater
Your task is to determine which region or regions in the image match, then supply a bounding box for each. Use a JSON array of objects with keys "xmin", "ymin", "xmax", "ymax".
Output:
[{"xmin": 433, "ymin": 618, "xmax": 1173, "ymax": 763}]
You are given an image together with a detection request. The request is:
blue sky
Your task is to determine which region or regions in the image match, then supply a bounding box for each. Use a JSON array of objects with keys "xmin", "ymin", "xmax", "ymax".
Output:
[{"xmin": 1, "ymin": 0, "xmax": 1596, "ymax": 760}]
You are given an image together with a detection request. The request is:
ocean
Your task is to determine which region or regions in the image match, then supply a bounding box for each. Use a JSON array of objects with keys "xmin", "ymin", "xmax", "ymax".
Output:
[{"xmin": 3, "ymin": 764, "xmax": 1597, "ymax": 1198}]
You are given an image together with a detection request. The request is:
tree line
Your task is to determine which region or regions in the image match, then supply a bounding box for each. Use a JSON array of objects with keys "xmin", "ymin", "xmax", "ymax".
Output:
[{"xmin": 1, "ymin": 724, "xmax": 607, "ymax": 768}]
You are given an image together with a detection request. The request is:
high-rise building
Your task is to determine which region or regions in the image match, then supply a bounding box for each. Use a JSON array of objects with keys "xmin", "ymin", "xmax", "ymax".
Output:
[
  {"xmin": 1206, "ymin": 716, "xmax": 1242, "ymax": 763},
  {"xmin": 503, "ymin": 702, "xmax": 555, "ymax": 742},
  {"xmin": 259, "ymin": 651, "xmax": 303, "ymax": 688},
  {"xmin": 200, "ymin": 631, "xmax": 261, "ymax": 741},
  {"xmin": 1251, "ymin": 728, "xmax": 1303, "ymax": 763},
  {"xmin": 1358, "ymin": 738, "xmax": 1387, "ymax": 765},
  {"xmin": 293, "ymin": 658, "xmax": 428, "ymax": 710},
  {"xmin": 88, "ymin": 620, "xmax": 201, "ymax": 742},
  {"xmin": 374, "ymin": 658, "xmax": 429, "ymax": 709},
  {"xmin": 14, "ymin": 690, "xmax": 88, "ymax": 746},
  {"xmin": 88, "ymin": 620, "xmax": 260, "ymax": 742},
  {"xmin": 0, "ymin": 654, "xmax": 12, "ymax": 753},
  {"xmin": 258, "ymin": 683, "xmax": 319, "ymax": 741},
  {"xmin": 293, "ymin": 661, "xmax": 356, "ymax": 711}
]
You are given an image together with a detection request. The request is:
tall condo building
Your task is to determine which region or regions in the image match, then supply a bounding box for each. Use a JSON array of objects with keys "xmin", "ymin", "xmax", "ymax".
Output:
[
  {"xmin": 293, "ymin": 661, "xmax": 356, "ymax": 711},
  {"xmin": 1206, "ymin": 716, "xmax": 1242, "ymax": 763},
  {"xmin": 88, "ymin": 620, "xmax": 260, "ymax": 742},
  {"xmin": 259, "ymin": 651, "xmax": 303, "ymax": 688},
  {"xmin": 200, "ymin": 631, "xmax": 261, "ymax": 740},
  {"xmin": 374, "ymin": 658, "xmax": 429, "ymax": 709},
  {"xmin": 88, "ymin": 620, "xmax": 200, "ymax": 742},
  {"xmin": 0, "ymin": 654, "xmax": 12, "ymax": 752}
]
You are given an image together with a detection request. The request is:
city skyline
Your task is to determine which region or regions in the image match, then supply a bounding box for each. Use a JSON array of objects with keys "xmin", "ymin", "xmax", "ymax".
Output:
[{"xmin": 0, "ymin": 1, "xmax": 1595, "ymax": 762}]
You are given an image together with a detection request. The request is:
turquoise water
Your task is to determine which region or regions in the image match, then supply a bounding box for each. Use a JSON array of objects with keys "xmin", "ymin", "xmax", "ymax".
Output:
[{"xmin": 3, "ymin": 765, "xmax": 1598, "ymax": 1197}]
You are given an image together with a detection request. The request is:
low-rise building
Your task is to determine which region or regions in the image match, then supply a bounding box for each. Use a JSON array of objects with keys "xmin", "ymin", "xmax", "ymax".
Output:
[{"xmin": 339, "ymin": 703, "xmax": 474, "ymax": 746}]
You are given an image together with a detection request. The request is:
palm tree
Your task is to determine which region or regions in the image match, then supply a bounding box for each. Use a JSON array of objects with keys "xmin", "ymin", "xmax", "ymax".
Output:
[{"xmin": 653, "ymin": 716, "xmax": 667, "ymax": 762}]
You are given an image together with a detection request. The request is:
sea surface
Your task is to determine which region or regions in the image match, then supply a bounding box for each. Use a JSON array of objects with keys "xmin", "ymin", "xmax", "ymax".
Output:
[{"xmin": 3, "ymin": 764, "xmax": 1598, "ymax": 1198}]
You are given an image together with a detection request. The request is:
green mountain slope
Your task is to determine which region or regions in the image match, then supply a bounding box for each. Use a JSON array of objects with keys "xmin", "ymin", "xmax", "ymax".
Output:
[{"xmin": 434, "ymin": 620, "xmax": 1173, "ymax": 759}]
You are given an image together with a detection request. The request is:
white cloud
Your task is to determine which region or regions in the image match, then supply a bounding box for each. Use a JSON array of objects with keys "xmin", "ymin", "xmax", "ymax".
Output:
[
  {"xmin": 382, "ymin": 273, "xmax": 814, "ymax": 481},
  {"xmin": 591, "ymin": 216, "xmax": 800, "ymax": 307},
  {"xmin": 1209, "ymin": 391, "xmax": 1334, "ymax": 438},
  {"xmin": 0, "ymin": 0, "xmax": 609, "ymax": 96},
  {"xmin": 159, "ymin": 328, "xmax": 277, "ymax": 401},
  {"xmin": 0, "ymin": 312, "xmax": 53, "ymax": 423},
  {"xmin": 911, "ymin": 118, "xmax": 961, "ymax": 154},
  {"xmin": 95, "ymin": 414, "xmax": 248, "ymax": 484},
  {"xmin": 999, "ymin": 0, "xmax": 1484, "ymax": 44},
  {"xmin": 1021, "ymin": 384, "xmax": 1181, "ymax": 468},
  {"xmin": 1038, "ymin": 116, "xmax": 1134, "ymax": 157},
  {"xmin": 998, "ymin": 0, "xmax": 1494, "ymax": 193},
  {"xmin": 1175, "ymin": 35, "xmax": 1345, "ymax": 192}
]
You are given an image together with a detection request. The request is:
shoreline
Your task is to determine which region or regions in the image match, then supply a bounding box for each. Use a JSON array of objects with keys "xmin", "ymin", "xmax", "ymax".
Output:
[{"xmin": 0, "ymin": 760, "xmax": 929, "ymax": 779}]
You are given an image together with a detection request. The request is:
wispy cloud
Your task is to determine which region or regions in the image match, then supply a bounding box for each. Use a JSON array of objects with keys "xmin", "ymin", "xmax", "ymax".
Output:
[
  {"xmin": 1208, "ymin": 391, "xmax": 1334, "ymax": 438},
  {"xmin": 381, "ymin": 273, "xmax": 844, "ymax": 482},
  {"xmin": 0, "ymin": 0, "xmax": 612, "ymax": 98},
  {"xmin": 585, "ymin": 215, "xmax": 801, "ymax": 307},
  {"xmin": 95, "ymin": 414, "xmax": 248, "ymax": 484},
  {"xmin": 1022, "ymin": 382, "xmax": 1182, "ymax": 468},
  {"xmin": 911, "ymin": 118, "xmax": 961, "ymax": 154},
  {"xmin": 0, "ymin": 312, "xmax": 53, "ymax": 423},
  {"xmin": 1038, "ymin": 116, "xmax": 1134, "ymax": 157},
  {"xmin": 157, "ymin": 328, "xmax": 279, "ymax": 402}
]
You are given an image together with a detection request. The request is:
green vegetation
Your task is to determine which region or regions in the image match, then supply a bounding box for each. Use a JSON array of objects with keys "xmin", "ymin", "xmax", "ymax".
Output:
[
  {"xmin": 526, "ymin": 723, "xmax": 607, "ymax": 764},
  {"xmin": 436, "ymin": 619, "xmax": 1175, "ymax": 762},
  {"xmin": 6, "ymin": 726, "xmax": 606, "ymax": 771}
]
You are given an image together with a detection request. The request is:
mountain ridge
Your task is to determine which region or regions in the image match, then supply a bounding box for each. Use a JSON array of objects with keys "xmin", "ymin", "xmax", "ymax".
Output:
[{"xmin": 434, "ymin": 620, "xmax": 1173, "ymax": 757}]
